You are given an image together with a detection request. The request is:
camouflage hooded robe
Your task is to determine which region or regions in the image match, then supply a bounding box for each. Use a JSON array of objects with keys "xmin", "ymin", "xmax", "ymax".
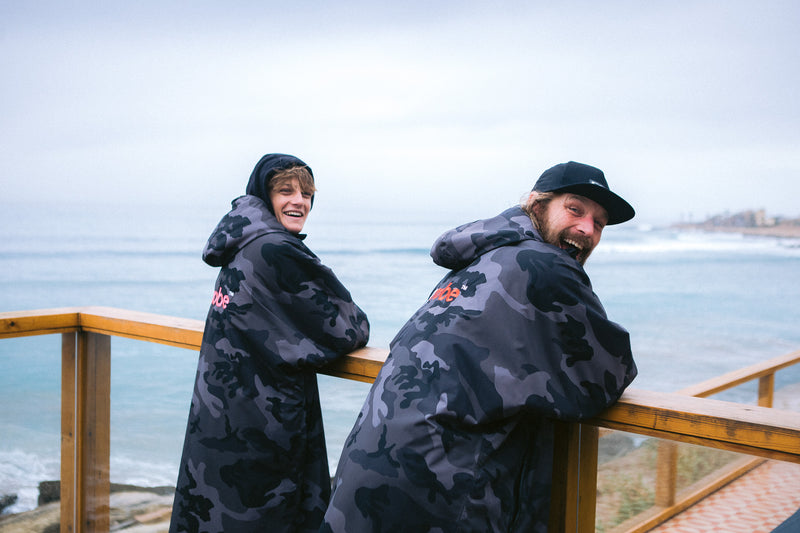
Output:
[
  {"xmin": 322, "ymin": 206, "xmax": 636, "ymax": 533},
  {"xmin": 169, "ymin": 194, "xmax": 369, "ymax": 533}
]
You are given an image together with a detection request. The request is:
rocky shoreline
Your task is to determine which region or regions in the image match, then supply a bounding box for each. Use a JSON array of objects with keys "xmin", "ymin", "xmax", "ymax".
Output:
[
  {"xmin": 0, "ymin": 482, "xmax": 175, "ymax": 533},
  {"xmin": 0, "ymin": 434, "xmax": 643, "ymax": 533}
]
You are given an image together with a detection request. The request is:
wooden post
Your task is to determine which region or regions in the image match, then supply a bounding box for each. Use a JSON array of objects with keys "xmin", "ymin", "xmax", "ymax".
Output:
[
  {"xmin": 61, "ymin": 332, "xmax": 76, "ymax": 533},
  {"xmin": 758, "ymin": 374, "xmax": 774, "ymax": 408},
  {"xmin": 549, "ymin": 423, "xmax": 599, "ymax": 532},
  {"xmin": 577, "ymin": 425, "xmax": 599, "ymax": 532},
  {"xmin": 62, "ymin": 331, "xmax": 111, "ymax": 532},
  {"xmin": 549, "ymin": 421, "xmax": 581, "ymax": 532},
  {"xmin": 654, "ymin": 440, "xmax": 678, "ymax": 507}
]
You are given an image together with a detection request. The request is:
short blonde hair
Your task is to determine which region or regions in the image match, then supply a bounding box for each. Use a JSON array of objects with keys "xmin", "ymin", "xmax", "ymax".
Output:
[{"xmin": 269, "ymin": 166, "xmax": 316, "ymax": 196}]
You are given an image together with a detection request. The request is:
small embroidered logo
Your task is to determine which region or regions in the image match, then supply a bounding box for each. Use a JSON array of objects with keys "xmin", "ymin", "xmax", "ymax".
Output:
[
  {"xmin": 428, "ymin": 282, "xmax": 461, "ymax": 303},
  {"xmin": 211, "ymin": 287, "xmax": 230, "ymax": 309}
]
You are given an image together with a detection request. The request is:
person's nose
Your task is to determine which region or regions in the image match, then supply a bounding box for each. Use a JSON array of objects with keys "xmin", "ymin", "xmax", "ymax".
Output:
[
  {"xmin": 288, "ymin": 190, "xmax": 304, "ymax": 205},
  {"xmin": 576, "ymin": 216, "xmax": 596, "ymax": 237}
]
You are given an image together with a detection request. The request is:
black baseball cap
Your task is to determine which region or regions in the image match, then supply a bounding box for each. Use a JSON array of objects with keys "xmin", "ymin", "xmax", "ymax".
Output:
[{"xmin": 532, "ymin": 161, "xmax": 635, "ymax": 225}]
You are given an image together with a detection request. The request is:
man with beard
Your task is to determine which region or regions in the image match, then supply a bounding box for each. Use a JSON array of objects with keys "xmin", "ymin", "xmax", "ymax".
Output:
[{"xmin": 322, "ymin": 161, "xmax": 638, "ymax": 533}]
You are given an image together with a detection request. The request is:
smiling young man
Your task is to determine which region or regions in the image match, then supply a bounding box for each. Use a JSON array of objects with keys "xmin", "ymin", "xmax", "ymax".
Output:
[
  {"xmin": 322, "ymin": 161, "xmax": 637, "ymax": 533},
  {"xmin": 170, "ymin": 154, "xmax": 369, "ymax": 533},
  {"xmin": 268, "ymin": 167, "xmax": 314, "ymax": 234}
]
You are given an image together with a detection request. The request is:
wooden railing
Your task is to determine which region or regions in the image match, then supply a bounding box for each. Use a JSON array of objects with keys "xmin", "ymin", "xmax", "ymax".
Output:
[
  {"xmin": 610, "ymin": 349, "xmax": 800, "ymax": 533},
  {"xmin": 1, "ymin": 307, "xmax": 799, "ymax": 532}
]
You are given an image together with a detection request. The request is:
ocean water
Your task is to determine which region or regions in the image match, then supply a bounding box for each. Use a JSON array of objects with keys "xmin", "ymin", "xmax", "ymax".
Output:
[{"xmin": 1, "ymin": 200, "xmax": 799, "ymax": 513}]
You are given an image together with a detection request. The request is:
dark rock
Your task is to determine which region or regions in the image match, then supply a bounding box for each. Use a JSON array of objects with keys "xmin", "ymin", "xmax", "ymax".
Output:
[
  {"xmin": 1, "ymin": 493, "xmax": 18, "ymax": 514},
  {"xmin": 38, "ymin": 480, "xmax": 61, "ymax": 505}
]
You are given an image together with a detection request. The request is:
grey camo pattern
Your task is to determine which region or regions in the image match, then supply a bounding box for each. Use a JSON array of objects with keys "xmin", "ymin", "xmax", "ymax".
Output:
[
  {"xmin": 322, "ymin": 206, "xmax": 636, "ymax": 533},
  {"xmin": 169, "ymin": 195, "xmax": 369, "ymax": 533}
]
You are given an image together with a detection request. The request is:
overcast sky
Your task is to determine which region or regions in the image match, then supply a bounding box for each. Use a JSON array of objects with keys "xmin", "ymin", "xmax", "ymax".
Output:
[{"xmin": 2, "ymin": 1, "xmax": 798, "ymax": 225}]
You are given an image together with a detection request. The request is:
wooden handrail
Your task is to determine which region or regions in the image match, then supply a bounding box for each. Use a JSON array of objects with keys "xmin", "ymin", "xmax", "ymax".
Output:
[
  {"xmin": 2, "ymin": 307, "xmax": 799, "ymax": 533},
  {"xmin": 4, "ymin": 307, "xmax": 797, "ymax": 460},
  {"xmin": 594, "ymin": 388, "xmax": 800, "ymax": 462},
  {"xmin": 0, "ymin": 308, "xmax": 82, "ymax": 338},
  {"xmin": 0, "ymin": 306, "xmax": 385, "ymax": 380},
  {"xmin": 677, "ymin": 349, "xmax": 800, "ymax": 398},
  {"xmin": 622, "ymin": 348, "xmax": 800, "ymax": 531}
]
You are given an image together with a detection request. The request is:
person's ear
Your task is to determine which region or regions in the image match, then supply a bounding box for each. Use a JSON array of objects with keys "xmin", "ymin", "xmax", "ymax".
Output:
[{"xmin": 529, "ymin": 193, "xmax": 546, "ymax": 218}]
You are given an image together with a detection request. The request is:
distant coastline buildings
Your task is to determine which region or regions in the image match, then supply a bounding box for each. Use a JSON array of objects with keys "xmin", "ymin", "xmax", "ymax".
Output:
[
  {"xmin": 707, "ymin": 209, "xmax": 778, "ymax": 228},
  {"xmin": 674, "ymin": 209, "xmax": 800, "ymax": 238}
]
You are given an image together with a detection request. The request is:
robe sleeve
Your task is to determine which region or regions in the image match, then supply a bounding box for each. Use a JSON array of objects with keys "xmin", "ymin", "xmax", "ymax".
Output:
[
  {"xmin": 483, "ymin": 248, "xmax": 637, "ymax": 421},
  {"xmin": 399, "ymin": 244, "xmax": 635, "ymax": 426},
  {"xmin": 221, "ymin": 233, "xmax": 370, "ymax": 370}
]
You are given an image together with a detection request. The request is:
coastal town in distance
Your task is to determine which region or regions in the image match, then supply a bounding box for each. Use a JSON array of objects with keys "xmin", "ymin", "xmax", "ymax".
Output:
[{"xmin": 673, "ymin": 209, "xmax": 800, "ymax": 239}]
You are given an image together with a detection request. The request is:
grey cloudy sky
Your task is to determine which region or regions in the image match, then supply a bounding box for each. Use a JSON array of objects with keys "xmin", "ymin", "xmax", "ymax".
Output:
[{"xmin": 2, "ymin": 1, "xmax": 798, "ymax": 225}]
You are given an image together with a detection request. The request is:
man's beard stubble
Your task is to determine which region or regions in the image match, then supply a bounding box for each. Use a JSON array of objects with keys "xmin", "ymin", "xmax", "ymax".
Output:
[{"xmin": 533, "ymin": 210, "xmax": 595, "ymax": 266}]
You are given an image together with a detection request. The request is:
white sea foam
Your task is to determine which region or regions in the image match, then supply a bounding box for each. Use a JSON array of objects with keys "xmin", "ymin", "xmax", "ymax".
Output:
[
  {"xmin": 596, "ymin": 228, "xmax": 800, "ymax": 256},
  {"xmin": 110, "ymin": 455, "xmax": 178, "ymax": 489},
  {"xmin": 0, "ymin": 450, "xmax": 59, "ymax": 514}
]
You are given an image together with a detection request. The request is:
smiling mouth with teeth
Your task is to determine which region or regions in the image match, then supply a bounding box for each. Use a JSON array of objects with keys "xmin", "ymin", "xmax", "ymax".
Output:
[
  {"xmin": 561, "ymin": 238, "xmax": 583, "ymax": 255},
  {"xmin": 285, "ymin": 211, "xmax": 304, "ymax": 218},
  {"xmin": 558, "ymin": 235, "xmax": 593, "ymax": 263}
]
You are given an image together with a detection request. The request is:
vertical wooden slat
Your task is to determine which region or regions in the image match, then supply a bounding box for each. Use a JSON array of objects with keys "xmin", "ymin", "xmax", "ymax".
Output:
[
  {"xmin": 549, "ymin": 420, "xmax": 581, "ymax": 532},
  {"xmin": 758, "ymin": 374, "xmax": 774, "ymax": 408},
  {"xmin": 61, "ymin": 332, "xmax": 76, "ymax": 533},
  {"xmin": 76, "ymin": 331, "xmax": 111, "ymax": 532},
  {"xmin": 577, "ymin": 425, "xmax": 599, "ymax": 532},
  {"xmin": 655, "ymin": 440, "xmax": 678, "ymax": 507}
]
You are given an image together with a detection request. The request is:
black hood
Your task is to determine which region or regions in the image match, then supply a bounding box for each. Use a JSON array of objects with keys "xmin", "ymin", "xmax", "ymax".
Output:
[{"xmin": 245, "ymin": 153, "xmax": 314, "ymax": 213}]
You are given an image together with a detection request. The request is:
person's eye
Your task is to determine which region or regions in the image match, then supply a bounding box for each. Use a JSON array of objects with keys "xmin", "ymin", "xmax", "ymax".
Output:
[
  {"xmin": 568, "ymin": 206, "xmax": 581, "ymax": 215},
  {"xmin": 302, "ymin": 192, "xmax": 312, "ymax": 199}
]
